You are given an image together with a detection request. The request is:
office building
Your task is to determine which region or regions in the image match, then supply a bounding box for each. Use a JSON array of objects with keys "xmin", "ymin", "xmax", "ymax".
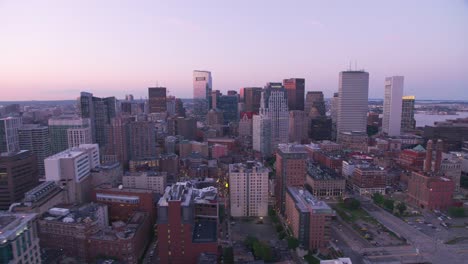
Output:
[
  {"xmin": 193, "ymin": 70, "xmax": 213, "ymax": 116},
  {"xmin": 0, "ymin": 212, "xmax": 41, "ymax": 264},
  {"xmin": 157, "ymin": 182, "xmax": 218, "ymax": 264},
  {"xmin": 18, "ymin": 124, "xmax": 50, "ymax": 177},
  {"xmin": 252, "ymin": 114, "xmax": 271, "ymax": 156},
  {"xmin": 105, "ymin": 116, "xmax": 130, "ymax": 167},
  {"xmin": 401, "ymin": 95, "xmax": 416, "ymax": 131},
  {"xmin": 168, "ymin": 116, "xmax": 197, "ymax": 140},
  {"xmin": 330, "ymin": 92, "xmax": 339, "ymax": 140},
  {"xmin": 48, "ymin": 116, "xmax": 92, "ymax": 154},
  {"xmin": 10, "ymin": 181, "xmax": 65, "ymax": 215},
  {"xmin": 229, "ymin": 161, "xmax": 269, "ymax": 217},
  {"xmin": 407, "ymin": 171, "xmax": 454, "ymax": 210},
  {"xmin": 338, "ymin": 131, "xmax": 369, "ymax": 152},
  {"xmin": 44, "ymin": 144, "xmax": 99, "ymax": 204},
  {"xmin": 217, "ymin": 94, "xmax": 239, "ymax": 124},
  {"xmin": 309, "ymin": 117, "xmax": 332, "ymax": 141},
  {"xmin": 424, "ymin": 118, "xmax": 468, "ymax": 151},
  {"xmin": 289, "ymin": 110, "xmax": 309, "ymax": 143},
  {"xmin": 0, "ymin": 150, "xmax": 38, "ymax": 210},
  {"xmin": 285, "ymin": 187, "xmax": 334, "ymax": 251},
  {"xmin": 122, "ymin": 171, "xmax": 167, "ymax": 194},
  {"xmin": 276, "ymin": 144, "xmax": 308, "ymax": 213},
  {"xmin": 0, "ymin": 116, "xmax": 22, "ymax": 153},
  {"xmin": 260, "ymin": 84, "xmax": 289, "ymax": 150},
  {"xmin": 306, "ymin": 162, "xmax": 345, "ymax": 198},
  {"xmin": 283, "ymin": 78, "xmax": 305, "ymax": 111},
  {"xmin": 238, "ymin": 112, "xmax": 253, "ymax": 147},
  {"xmin": 382, "ymin": 76, "xmax": 404, "ymax": 136},
  {"xmin": 336, "ymin": 71, "xmax": 369, "ymax": 141},
  {"xmin": 128, "ymin": 121, "xmax": 156, "ymax": 159},
  {"xmin": 148, "ymin": 87, "xmax": 167, "ymax": 113},
  {"xmin": 397, "ymin": 145, "xmax": 426, "ymax": 172},
  {"xmin": 305, "ymin": 91, "xmax": 326, "ymax": 118},
  {"xmin": 243, "ymin": 87, "xmax": 263, "ymax": 113},
  {"xmin": 351, "ymin": 165, "xmax": 386, "ymax": 195}
]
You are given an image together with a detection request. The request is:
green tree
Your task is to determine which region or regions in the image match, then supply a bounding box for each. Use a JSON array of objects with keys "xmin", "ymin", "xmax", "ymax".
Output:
[
  {"xmin": 244, "ymin": 236, "xmax": 259, "ymax": 249},
  {"xmin": 448, "ymin": 207, "xmax": 466, "ymax": 218},
  {"xmin": 287, "ymin": 236, "xmax": 300, "ymax": 249},
  {"xmin": 223, "ymin": 247, "xmax": 234, "ymax": 264},
  {"xmin": 372, "ymin": 193, "xmax": 384, "ymax": 205},
  {"xmin": 344, "ymin": 198, "xmax": 361, "ymax": 210},
  {"xmin": 304, "ymin": 252, "xmax": 320, "ymax": 264},
  {"xmin": 396, "ymin": 202, "xmax": 407, "ymax": 215},
  {"xmin": 383, "ymin": 199, "xmax": 394, "ymax": 212}
]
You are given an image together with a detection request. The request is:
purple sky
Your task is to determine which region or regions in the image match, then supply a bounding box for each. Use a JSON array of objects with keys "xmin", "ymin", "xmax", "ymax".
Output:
[{"xmin": 0, "ymin": 0, "xmax": 467, "ymax": 101}]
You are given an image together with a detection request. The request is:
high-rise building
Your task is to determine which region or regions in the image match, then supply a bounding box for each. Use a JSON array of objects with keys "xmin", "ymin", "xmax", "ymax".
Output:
[
  {"xmin": 48, "ymin": 116, "xmax": 92, "ymax": 154},
  {"xmin": 78, "ymin": 92, "xmax": 117, "ymax": 148},
  {"xmin": 260, "ymin": 84, "xmax": 289, "ymax": 150},
  {"xmin": 122, "ymin": 171, "xmax": 167, "ymax": 194},
  {"xmin": 252, "ymin": 114, "xmax": 271, "ymax": 156},
  {"xmin": 0, "ymin": 116, "xmax": 22, "ymax": 153},
  {"xmin": 0, "ymin": 212, "xmax": 41, "ymax": 264},
  {"xmin": 18, "ymin": 124, "xmax": 50, "ymax": 177},
  {"xmin": 193, "ymin": 70, "xmax": 212, "ymax": 116},
  {"xmin": 45, "ymin": 144, "xmax": 99, "ymax": 204},
  {"xmin": 229, "ymin": 161, "xmax": 269, "ymax": 217},
  {"xmin": 217, "ymin": 94, "xmax": 239, "ymax": 124},
  {"xmin": 157, "ymin": 182, "xmax": 218, "ymax": 263},
  {"xmin": 401, "ymin": 95, "xmax": 416, "ymax": 131},
  {"xmin": 210, "ymin": 90, "xmax": 221, "ymax": 110},
  {"xmin": 168, "ymin": 117, "xmax": 197, "ymax": 140},
  {"xmin": 166, "ymin": 96, "xmax": 176, "ymax": 116},
  {"xmin": 238, "ymin": 112, "xmax": 253, "ymax": 139},
  {"xmin": 148, "ymin": 87, "xmax": 167, "ymax": 113},
  {"xmin": 382, "ymin": 76, "xmax": 404, "ymax": 136},
  {"xmin": 289, "ymin": 110, "xmax": 309, "ymax": 143},
  {"xmin": 336, "ymin": 71, "xmax": 369, "ymax": 141},
  {"xmin": 276, "ymin": 144, "xmax": 307, "ymax": 213},
  {"xmin": 0, "ymin": 150, "xmax": 38, "ymax": 210},
  {"xmin": 243, "ymin": 87, "xmax": 263, "ymax": 113},
  {"xmin": 128, "ymin": 121, "xmax": 156, "ymax": 160},
  {"xmin": 106, "ymin": 116, "xmax": 131, "ymax": 167},
  {"xmin": 283, "ymin": 78, "xmax": 305, "ymax": 111},
  {"xmin": 305, "ymin": 91, "xmax": 326, "ymax": 118},
  {"xmin": 285, "ymin": 187, "xmax": 334, "ymax": 251}
]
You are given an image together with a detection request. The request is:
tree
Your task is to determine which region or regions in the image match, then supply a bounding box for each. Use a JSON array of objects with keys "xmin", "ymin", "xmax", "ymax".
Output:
[
  {"xmin": 276, "ymin": 224, "xmax": 284, "ymax": 233},
  {"xmin": 448, "ymin": 207, "xmax": 466, "ymax": 218},
  {"xmin": 344, "ymin": 198, "xmax": 361, "ymax": 210},
  {"xmin": 244, "ymin": 236, "xmax": 259, "ymax": 249},
  {"xmin": 287, "ymin": 236, "xmax": 300, "ymax": 249},
  {"xmin": 383, "ymin": 199, "xmax": 394, "ymax": 212},
  {"xmin": 278, "ymin": 231, "xmax": 286, "ymax": 240},
  {"xmin": 396, "ymin": 202, "xmax": 407, "ymax": 215},
  {"xmin": 223, "ymin": 247, "xmax": 234, "ymax": 264},
  {"xmin": 372, "ymin": 193, "xmax": 384, "ymax": 205}
]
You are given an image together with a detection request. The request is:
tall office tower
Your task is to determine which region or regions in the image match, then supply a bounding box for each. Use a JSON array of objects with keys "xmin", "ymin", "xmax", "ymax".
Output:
[
  {"xmin": 382, "ymin": 76, "xmax": 404, "ymax": 136},
  {"xmin": 206, "ymin": 109, "xmax": 224, "ymax": 126},
  {"xmin": 128, "ymin": 121, "xmax": 156, "ymax": 160},
  {"xmin": 18, "ymin": 124, "xmax": 50, "ymax": 177},
  {"xmin": 243, "ymin": 87, "xmax": 263, "ymax": 113},
  {"xmin": 166, "ymin": 96, "xmax": 176, "ymax": 116},
  {"xmin": 252, "ymin": 115, "xmax": 271, "ymax": 156},
  {"xmin": 289, "ymin": 110, "xmax": 309, "ymax": 143},
  {"xmin": 283, "ymin": 78, "xmax": 305, "ymax": 111},
  {"xmin": 148, "ymin": 87, "xmax": 167, "ymax": 113},
  {"xmin": 229, "ymin": 161, "xmax": 269, "ymax": 217},
  {"xmin": 45, "ymin": 144, "xmax": 99, "ymax": 204},
  {"xmin": 106, "ymin": 117, "xmax": 130, "ymax": 167},
  {"xmin": 336, "ymin": 71, "xmax": 369, "ymax": 141},
  {"xmin": 260, "ymin": 84, "xmax": 290, "ymax": 150},
  {"xmin": 0, "ymin": 116, "xmax": 22, "ymax": 153},
  {"xmin": 305, "ymin": 91, "xmax": 326, "ymax": 118},
  {"xmin": 285, "ymin": 187, "xmax": 334, "ymax": 251},
  {"xmin": 239, "ymin": 112, "xmax": 253, "ymax": 147},
  {"xmin": 210, "ymin": 90, "xmax": 221, "ymax": 109},
  {"xmin": 401, "ymin": 95, "xmax": 416, "ymax": 131},
  {"xmin": 0, "ymin": 212, "xmax": 41, "ymax": 264},
  {"xmin": 193, "ymin": 70, "xmax": 213, "ymax": 116},
  {"xmin": 78, "ymin": 92, "xmax": 117, "ymax": 148},
  {"xmin": 125, "ymin": 94, "xmax": 134, "ymax": 101},
  {"xmin": 48, "ymin": 116, "xmax": 92, "ymax": 154},
  {"xmin": 157, "ymin": 183, "xmax": 218, "ymax": 263},
  {"xmin": 217, "ymin": 94, "xmax": 239, "ymax": 124},
  {"xmin": 0, "ymin": 150, "xmax": 38, "ymax": 210},
  {"xmin": 276, "ymin": 144, "xmax": 307, "ymax": 213},
  {"xmin": 175, "ymin": 98, "xmax": 186, "ymax": 117},
  {"xmin": 331, "ymin": 92, "xmax": 339, "ymax": 140}
]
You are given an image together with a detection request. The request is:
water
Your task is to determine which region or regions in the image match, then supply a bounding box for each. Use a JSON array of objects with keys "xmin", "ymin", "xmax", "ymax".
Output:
[{"xmin": 415, "ymin": 112, "xmax": 468, "ymax": 127}]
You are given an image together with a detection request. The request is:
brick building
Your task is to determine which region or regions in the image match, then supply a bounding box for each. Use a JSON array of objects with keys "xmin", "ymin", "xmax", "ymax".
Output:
[
  {"xmin": 352, "ymin": 165, "xmax": 386, "ymax": 195},
  {"xmin": 407, "ymin": 171, "xmax": 454, "ymax": 210},
  {"xmin": 305, "ymin": 162, "xmax": 345, "ymax": 198}
]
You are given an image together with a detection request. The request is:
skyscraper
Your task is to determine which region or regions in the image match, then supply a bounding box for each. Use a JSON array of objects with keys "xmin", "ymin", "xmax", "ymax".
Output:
[
  {"xmin": 48, "ymin": 116, "xmax": 92, "ymax": 154},
  {"xmin": 382, "ymin": 76, "xmax": 404, "ymax": 136},
  {"xmin": 336, "ymin": 71, "xmax": 369, "ymax": 141},
  {"xmin": 128, "ymin": 121, "xmax": 156, "ymax": 160},
  {"xmin": 401, "ymin": 95, "xmax": 416, "ymax": 132},
  {"xmin": 0, "ymin": 117, "xmax": 22, "ymax": 153},
  {"xmin": 283, "ymin": 78, "xmax": 305, "ymax": 111},
  {"xmin": 252, "ymin": 114, "xmax": 271, "ymax": 156},
  {"xmin": 243, "ymin": 87, "xmax": 263, "ymax": 113},
  {"xmin": 217, "ymin": 94, "xmax": 239, "ymax": 124},
  {"xmin": 289, "ymin": 110, "xmax": 308, "ymax": 143},
  {"xmin": 331, "ymin": 92, "xmax": 339, "ymax": 140},
  {"xmin": 260, "ymin": 83, "xmax": 289, "ymax": 150},
  {"xmin": 305, "ymin": 91, "xmax": 326, "ymax": 118},
  {"xmin": 18, "ymin": 124, "xmax": 50, "ymax": 177},
  {"xmin": 193, "ymin": 70, "xmax": 212, "ymax": 115},
  {"xmin": 148, "ymin": 87, "xmax": 167, "ymax": 113}
]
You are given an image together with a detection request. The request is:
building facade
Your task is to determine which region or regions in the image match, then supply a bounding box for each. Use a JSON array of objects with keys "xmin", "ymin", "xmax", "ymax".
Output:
[
  {"xmin": 401, "ymin": 95, "xmax": 416, "ymax": 131},
  {"xmin": 283, "ymin": 78, "xmax": 305, "ymax": 111},
  {"xmin": 148, "ymin": 87, "xmax": 167, "ymax": 113},
  {"xmin": 18, "ymin": 124, "xmax": 50, "ymax": 177},
  {"xmin": 382, "ymin": 76, "xmax": 404, "ymax": 136},
  {"xmin": 0, "ymin": 117, "xmax": 21, "ymax": 153}
]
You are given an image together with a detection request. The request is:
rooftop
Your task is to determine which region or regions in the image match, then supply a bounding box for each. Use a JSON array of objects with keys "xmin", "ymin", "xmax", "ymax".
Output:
[
  {"xmin": 90, "ymin": 212, "xmax": 148, "ymax": 241},
  {"xmin": 40, "ymin": 203, "xmax": 106, "ymax": 224},
  {"xmin": 0, "ymin": 212, "xmax": 37, "ymax": 242},
  {"xmin": 287, "ymin": 186, "xmax": 334, "ymax": 215},
  {"xmin": 158, "ymin": 181, "xmax": 217, "ymax": 207},
  {"xmin": 229, "ymin": 161, "xmax": 269, "ymax": 174},
  {"xmin": 306, "ymin": 162, "xmax": 343, "ymax": 180},
  {"xmin": 277, "ymin": 143, "xmax": 308, "ymax": 154}
]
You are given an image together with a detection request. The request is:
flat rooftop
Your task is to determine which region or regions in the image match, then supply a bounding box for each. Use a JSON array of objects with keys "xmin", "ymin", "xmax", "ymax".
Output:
[
  {"xmin": 0, "ymin": 212, "xmax": 37, "ymax": 241},
  {"xmin": 306, "ymin": 162, "xmax": 343, "ymax": 180},
  {"xmin": 158, "ymin": 181, "xmax": 217, "ymax": 207},
  {"xmin": 287, "ymin": 186, "xmax": 334, "ymax": 215},
  {"xmin": 278, "ymin": 143, "xmax": 308, "ymax": 154},
  {"xmin": 229, "ymin": 161, "xmax": 269, "ymax": 174}
]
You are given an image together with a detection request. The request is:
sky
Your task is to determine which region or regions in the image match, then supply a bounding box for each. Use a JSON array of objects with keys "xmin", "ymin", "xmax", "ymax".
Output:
[{"xmin": 0, "ymin": 0, "xmax": 467, "ymax": 101}]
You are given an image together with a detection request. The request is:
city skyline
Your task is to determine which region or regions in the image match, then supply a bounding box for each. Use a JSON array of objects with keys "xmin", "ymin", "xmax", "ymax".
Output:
[{"xmin": 1, "ymin": 0, "xmax": 467, "ymax": 101}]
